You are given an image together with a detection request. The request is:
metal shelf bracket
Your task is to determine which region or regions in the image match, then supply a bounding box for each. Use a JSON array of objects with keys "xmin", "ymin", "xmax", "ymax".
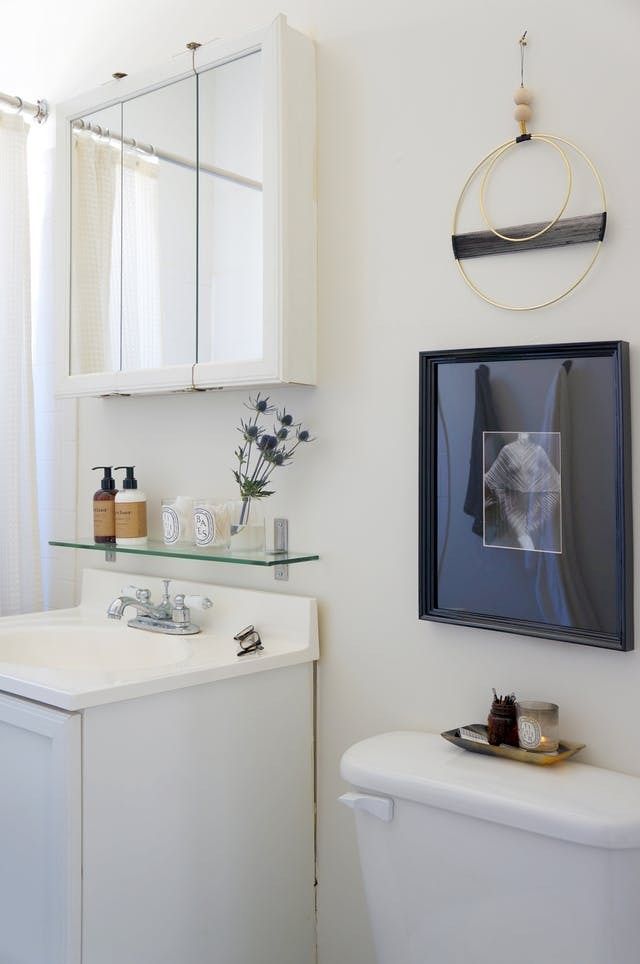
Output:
[{"xmin": 273, "ymin": 519, "xmax": 289, "ymax": 581}]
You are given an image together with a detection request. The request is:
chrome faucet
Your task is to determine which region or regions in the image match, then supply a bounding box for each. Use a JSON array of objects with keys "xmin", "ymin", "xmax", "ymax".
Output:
[{"xmin": 107, "ymin": 579, "xmax": 213, "ymax": 635}]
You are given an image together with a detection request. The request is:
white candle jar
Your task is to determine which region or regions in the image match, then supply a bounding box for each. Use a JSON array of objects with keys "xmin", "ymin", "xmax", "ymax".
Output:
[
  {"xmin": 162, "ymin": 497, "xmax": 195, "ymax": 545},
  {"xmin": 193, "ymin": 499, "xmax": 232, "ymax": 549},
  {"xmin": 516, "ymin": 700, "xmax": 560, "ymax": 753}
]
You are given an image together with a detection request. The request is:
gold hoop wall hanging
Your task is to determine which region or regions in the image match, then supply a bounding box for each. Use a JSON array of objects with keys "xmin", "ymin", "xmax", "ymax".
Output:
[{"xmin": 451, "ymin": 31, "xmax": 607, "ymax": 311}]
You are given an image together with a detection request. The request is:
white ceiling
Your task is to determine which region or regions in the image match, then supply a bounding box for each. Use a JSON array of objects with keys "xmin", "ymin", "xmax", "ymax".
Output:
[{"xmin": 0, "ymin": 0, "xmax": 304, "ymax": 105}]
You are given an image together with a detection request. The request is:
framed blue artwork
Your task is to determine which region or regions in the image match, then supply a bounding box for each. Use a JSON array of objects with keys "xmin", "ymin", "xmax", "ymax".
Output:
[{"xmin": 419, "ymin": 342, "xmax": 632, "ymax": 651}]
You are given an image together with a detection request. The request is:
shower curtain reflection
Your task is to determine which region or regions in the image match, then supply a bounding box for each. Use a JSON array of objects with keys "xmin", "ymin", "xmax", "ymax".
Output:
[
  {"xmin": 121, "ymin": 151, "xmax": 162, "ymax": 370},
  {"xmin": 71, "ymin": 129, "xmax": 120, "ymax": 373}
]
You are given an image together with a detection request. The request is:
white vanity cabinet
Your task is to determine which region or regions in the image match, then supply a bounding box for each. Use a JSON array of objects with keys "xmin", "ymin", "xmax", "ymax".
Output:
[
  {"xmin": 0, "ymin": 571, "xmax": 318, "ymax": 963},
  {"xmin": 55, "ymin": 15, "xmax": 316, "ymax": 397},
  {"xmin": 0, "ymin": 668, "xmax": 315, "ymax": 964},
  {"xmin": 0, "ymin": 693, "xmax": 81, "ymax": 964}
]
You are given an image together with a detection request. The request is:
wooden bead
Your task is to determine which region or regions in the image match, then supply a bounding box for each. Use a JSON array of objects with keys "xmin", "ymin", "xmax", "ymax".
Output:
[
  {"xmin": 513, "ymin": 86, "xmax": 533, "ymax": 105},
  {"xmin": 514, "ymin": 103, "xmax": 532, "ymax": 122}
]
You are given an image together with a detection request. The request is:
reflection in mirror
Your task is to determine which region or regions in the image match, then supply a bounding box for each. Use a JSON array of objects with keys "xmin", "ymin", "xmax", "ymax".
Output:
[
  {"xmin": 198, "ymin": 51, "xmax": 263, "ymax": 364},
  {"xmin": 70, "ymin": 103, "xmax": 122, "ymax": 374},
  {"xmin": 121, "ymin": 76, "xmax": 197, "ymax": 371}
]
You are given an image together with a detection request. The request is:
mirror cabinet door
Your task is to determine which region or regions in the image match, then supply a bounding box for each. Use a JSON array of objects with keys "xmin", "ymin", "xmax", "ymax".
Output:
[
  {"xmin": 70, "ymin": 104, "xmax": 122, "ymax": 375},
  {"xmin": 68, "ymin": 51, "xmax": 270, "ymax": 385},
  {"xmin": 121, "ymin": 76, "xmax": 198, "ymax": 371},
  {"xmin": 197, "ymin": 51, "xmax": 264, "ymax": 365}
]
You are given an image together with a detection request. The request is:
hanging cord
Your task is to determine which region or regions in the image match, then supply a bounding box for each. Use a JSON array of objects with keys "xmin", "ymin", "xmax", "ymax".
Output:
[
  {"xmin": 519, "ymin": 30, "xmax": 527, "ymax": 87},
  {"xmin": 187, "ymin": 41, "xmax": 202, "ymax": 74},
  {"xmin": 514, "ymin": 31, "xmax": 532, "ymax": 139}
]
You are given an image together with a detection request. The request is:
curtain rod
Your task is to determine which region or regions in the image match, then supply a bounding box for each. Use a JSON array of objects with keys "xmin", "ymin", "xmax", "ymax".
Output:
[
  {"xmin": 0, "ymin": 91, "xmax": 48, "ymax": 124},
  {"xmin": 72, "ymin": 119, "xmax": 262, "ymax": 191}
]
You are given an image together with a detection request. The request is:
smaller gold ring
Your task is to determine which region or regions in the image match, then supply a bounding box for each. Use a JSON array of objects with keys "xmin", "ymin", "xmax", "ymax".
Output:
[{"xmin": 479, "ymin": 135, "xmax": 573, "ymax": 242}]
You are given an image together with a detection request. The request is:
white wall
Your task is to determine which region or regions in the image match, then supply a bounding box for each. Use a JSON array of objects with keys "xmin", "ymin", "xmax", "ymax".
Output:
[{"xmin": 8, "ymin": 0, "xmax": 640, "ymax": 961}]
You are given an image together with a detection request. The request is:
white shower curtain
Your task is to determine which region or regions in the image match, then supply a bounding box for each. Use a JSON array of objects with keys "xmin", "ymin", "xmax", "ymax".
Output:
[
  {"xmin": 121, "ymin": 151, "xmax": 162, "ymax": 370},
  {"xmin": 72, "ymin": 135, "xmax": 162, "ymax": 372},
  {"xmin": 71, "ymin": 130, "xmax": 120, "ymax": 373},
  {"xmin": 0, "ymin": 113, "xmax": 42, "ymax": 615}
]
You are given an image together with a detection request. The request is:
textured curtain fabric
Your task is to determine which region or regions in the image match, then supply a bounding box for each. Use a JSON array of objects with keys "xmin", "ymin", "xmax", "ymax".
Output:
[
  {"xmin": 121, "ymin": 151, "xmax": 162, "ymax": 370},
  {"xmin": 463, "ymin": 364, "xmax": 499, "ymax": 536},
  {"xmin": 71, "ymin": 130, "xmax": 120, "ymax": 373},
  {"xmin": 0, "ymin": 113, "xmax": 42, "ymax": 614},
  {"xmin": 532, "ymin": 365, "xmax": 600, "ymax": 630}
]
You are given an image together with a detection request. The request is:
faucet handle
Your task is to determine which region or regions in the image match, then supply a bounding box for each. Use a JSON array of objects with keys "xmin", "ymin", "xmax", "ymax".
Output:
[
  {"xmin": 183, "ymin": 596, "xmax": 213, "ymax": 609},
  {"xmin": 171, "ymin": 593, "xmax": 213, "ymax": 627},
  {"xmin": 121, "ymin": 584, "xmax": 151, "ymax": 603},
  {"xmin": 183, "ymin": 595, "xmax": 213, "ymax": 610}
]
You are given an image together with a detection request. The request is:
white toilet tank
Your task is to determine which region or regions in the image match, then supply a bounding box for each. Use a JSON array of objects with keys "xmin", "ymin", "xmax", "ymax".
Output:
[{"xmin": 340, "ymin": 732, "xmax": 640, "ymax": 964}]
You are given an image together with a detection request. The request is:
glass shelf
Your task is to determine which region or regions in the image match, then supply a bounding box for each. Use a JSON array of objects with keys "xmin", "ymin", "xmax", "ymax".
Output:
[{"xmin": 49, "ymin": 539, "xmax": 319, "ymax": 568}]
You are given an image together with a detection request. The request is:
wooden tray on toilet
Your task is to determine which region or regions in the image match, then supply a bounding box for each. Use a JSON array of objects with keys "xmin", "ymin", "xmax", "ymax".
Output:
[{"xmin": 442, "ymin": 724, "xmax": 586, "ymax": 766}]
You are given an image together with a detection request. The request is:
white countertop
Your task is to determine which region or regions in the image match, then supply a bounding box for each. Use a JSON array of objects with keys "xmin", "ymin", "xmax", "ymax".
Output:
[{"xmin": 0, "ymin": 569, "xmax": 318, "ymax": 710}]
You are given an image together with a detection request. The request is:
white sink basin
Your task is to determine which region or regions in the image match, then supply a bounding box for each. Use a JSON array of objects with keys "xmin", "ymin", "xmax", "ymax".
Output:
[
  {"xmin": 0, "ymin": 568, "xmax": 318, "ymax": 710},
  {"xmin": 0, "ymin": 625, "xmax": 190, "ymax": 672}
]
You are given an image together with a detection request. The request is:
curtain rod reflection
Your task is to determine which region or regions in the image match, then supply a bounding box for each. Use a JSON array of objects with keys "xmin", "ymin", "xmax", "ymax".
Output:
[
  {"xmin": 0, "ymin": 91, "xmax": 48, "ymax": 124},
  {"xmin": 72, "ymin": 119, "xmax": 262, "ymax": 191}
]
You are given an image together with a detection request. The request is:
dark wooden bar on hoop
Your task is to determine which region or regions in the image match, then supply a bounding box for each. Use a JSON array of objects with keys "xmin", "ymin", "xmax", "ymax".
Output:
[{"xmin": 452, "ymin": 212, "xmax": 606, "ymax": 260}]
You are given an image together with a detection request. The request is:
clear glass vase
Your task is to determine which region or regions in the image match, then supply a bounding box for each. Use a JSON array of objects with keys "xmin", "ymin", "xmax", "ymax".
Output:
[{"xmin": 229, "ymin": 497, "xmax": 265, "ymax": 551}]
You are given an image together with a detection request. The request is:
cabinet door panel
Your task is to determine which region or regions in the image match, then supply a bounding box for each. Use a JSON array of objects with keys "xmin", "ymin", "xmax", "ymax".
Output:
[
  {"xmin": 198, "ymin": 175, "xmax": 263, "ymax": 363},
  {"xmin": 198, "ymin": 50, "xmax": 264, "ymax": 366},
  {"xmin": 0, "ymin": 693, "xmax": 81, "ymax": 964}
]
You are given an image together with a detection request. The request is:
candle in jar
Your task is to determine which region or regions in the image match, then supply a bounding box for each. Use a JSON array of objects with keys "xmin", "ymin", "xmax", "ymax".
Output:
[{"xmin": 516, "ymin": 701, "xmax": 559, "ymax": 753}]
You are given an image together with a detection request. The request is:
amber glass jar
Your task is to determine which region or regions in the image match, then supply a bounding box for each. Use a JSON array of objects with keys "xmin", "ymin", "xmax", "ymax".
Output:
[{"xmin": 487, "ymin": 700, "xmax": 519, "ymax": 747}]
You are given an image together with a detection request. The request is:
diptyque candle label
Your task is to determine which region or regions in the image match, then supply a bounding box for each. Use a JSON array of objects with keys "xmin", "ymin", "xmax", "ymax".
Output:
[
  {"xmin": 162, "ymin": 506, "xmax": 180, "ymax": 544},
  {"xmin": 518, "ymin": 717, "xmax": 542, "ymax": 749},
  {"xmin": 115, "ymin": 502, "xmax": 147, "ymax": 538},
  {"xmin": 194, "ymin": 508, "xmax": 216, "ymax": 546}
]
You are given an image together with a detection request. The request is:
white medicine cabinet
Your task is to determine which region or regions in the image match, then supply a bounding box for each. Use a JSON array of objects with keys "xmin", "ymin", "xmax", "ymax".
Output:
[{"xmin": 55, "ymin": 16, "xmax": 316, "ymax": 397}]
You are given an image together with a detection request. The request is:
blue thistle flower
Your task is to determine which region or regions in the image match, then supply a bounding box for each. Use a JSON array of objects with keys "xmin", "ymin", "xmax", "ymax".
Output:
[
  {"xmin": 263, "ymin": 446, "xmax": 287, "ymax": 466},
  {"xmin": 245, "ymin": 392, "xmax": 274, "ymax": 414},
  {"xmin": 238, "ymin": 419, "xmax": 262, "ymax": 443},
  {"xmin": 235, "ymin": 394, "xmax": 315, "ymax": 502},
  {"xmin": 257, "ymin": 434, "xmax": 278, "ymax": 452}
]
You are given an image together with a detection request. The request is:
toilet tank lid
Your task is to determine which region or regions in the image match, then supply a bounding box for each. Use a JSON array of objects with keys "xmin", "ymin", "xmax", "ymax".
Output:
[{"xmin": 340, "ymin": 731, "xmax": 640, "ymax": 849}]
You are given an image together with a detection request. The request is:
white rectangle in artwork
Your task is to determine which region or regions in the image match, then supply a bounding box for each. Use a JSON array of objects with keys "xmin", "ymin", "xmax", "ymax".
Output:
[{"xmin": 482, "ymin": 431, "xmax": 562, "ymax": 554}]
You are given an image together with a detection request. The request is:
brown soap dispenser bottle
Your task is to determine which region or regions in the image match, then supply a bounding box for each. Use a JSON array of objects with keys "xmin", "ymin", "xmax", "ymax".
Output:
[{"xmin": 92, "ymin": 466, "xmax": 118, "ymax": 544}]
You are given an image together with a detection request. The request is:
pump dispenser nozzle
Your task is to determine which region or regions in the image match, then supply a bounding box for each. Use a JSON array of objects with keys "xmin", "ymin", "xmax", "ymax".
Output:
[
  {"xmin": 114, "ymin": 466, "xmax": 138, "ymax": 490},
  {"xmin": 92, "ymin": 466, "xmax": 116, "ymax": 491}
]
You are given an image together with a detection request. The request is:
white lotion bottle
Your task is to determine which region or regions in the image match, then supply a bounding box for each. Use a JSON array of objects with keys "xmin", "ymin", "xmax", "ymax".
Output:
[{"xmin": 114, "ymin": 466, "xmax": 148, "ymax": 546}]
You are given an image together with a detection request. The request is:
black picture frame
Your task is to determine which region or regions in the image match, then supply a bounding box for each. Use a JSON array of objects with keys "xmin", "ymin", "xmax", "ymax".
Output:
[{"xmin": 419, "ymin": 341, "xmax": 633, "ymax": 651}]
